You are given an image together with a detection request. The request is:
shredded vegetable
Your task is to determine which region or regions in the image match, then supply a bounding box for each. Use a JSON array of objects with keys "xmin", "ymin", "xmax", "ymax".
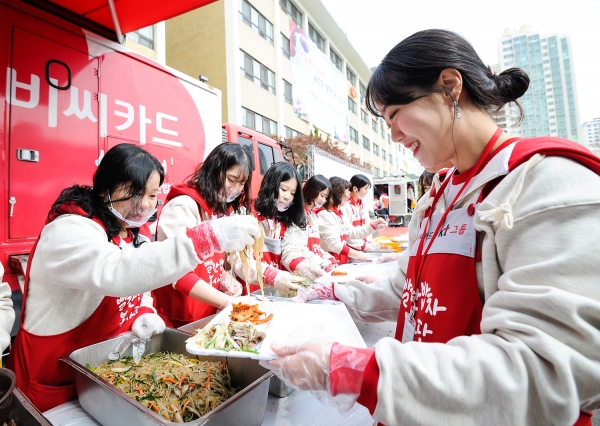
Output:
[
  {"xmin": 92, "ymin": 352, "xmax": 234, "ymax": 423},
  {"xmin": 187, "ymin": 320, "xmax": 265, "ymax": 353}
]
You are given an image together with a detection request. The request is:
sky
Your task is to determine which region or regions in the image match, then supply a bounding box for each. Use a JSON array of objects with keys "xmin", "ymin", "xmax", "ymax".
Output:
[{"xmin": 319, "ymin": 0, "xmax": 600, "ymax": 124}]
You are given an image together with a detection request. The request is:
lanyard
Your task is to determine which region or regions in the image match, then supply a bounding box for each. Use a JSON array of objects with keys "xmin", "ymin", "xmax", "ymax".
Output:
[{"xmin": 411, "ymin": 127, "xmax": 503, "ymax": 293}]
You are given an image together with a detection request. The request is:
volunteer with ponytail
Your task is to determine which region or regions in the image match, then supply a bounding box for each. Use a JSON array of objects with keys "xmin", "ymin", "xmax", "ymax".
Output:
[
  {"xmin": 267, "ymin": 29, "xmax": 600, "ymax": 426},
  {"xmin": 317, "ymin": 177, "xmax": 372, "ymax": 265},
  {"xmin": 8, "ymin": 143, "xmax": 259, "ymax": 411},
  {"xmin": 152, "ymin": 143, "xmax": 252, "ymax": 328},
  {"xmin": 343, "ymin": 174, "xmax": 387, "ymax": 251},
  {"xmin": 282, "ymin": 174, "xmax": 336, "ymax": 282}
]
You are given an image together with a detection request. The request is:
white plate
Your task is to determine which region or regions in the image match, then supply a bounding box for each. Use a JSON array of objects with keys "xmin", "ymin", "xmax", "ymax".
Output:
[{"xmin": 186, "ymin": 301, "xmax": 365, "ymax": 360}]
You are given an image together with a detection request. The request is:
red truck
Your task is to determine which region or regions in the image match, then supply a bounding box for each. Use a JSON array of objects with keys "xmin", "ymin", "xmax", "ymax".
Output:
[{"xmin": 1, "ymin": 0, "xmax": 285, "ymax": 292}]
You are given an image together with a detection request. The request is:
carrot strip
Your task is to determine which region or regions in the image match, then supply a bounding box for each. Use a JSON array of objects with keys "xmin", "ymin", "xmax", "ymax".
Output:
[
  {"xmin": 162, "ymin": 377, "xmax": 178, "ymax": 384},
  {"xmin": 148, "ymin": 401, "xmax": 159, "ymax": 412},
  {"xmin": 251, "ymin": 313, "xmax": 274, "ymax": 324},
  {"xmin": 206, "ymin": 369, "xmax": 211, "ymax": 390}
]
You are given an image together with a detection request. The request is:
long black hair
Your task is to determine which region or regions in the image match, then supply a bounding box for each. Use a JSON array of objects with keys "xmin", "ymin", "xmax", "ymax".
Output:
[
  {"xmin": 327, "ymin": 176, "xmax": 350, "ymax": 210},
  {"xmin": 303, "ymin": 174, "xmax": 331, "ymax": 206},
  {"xmin": 349, "ymin": 174, "xmax": 371, "ymax": 193},
  {"xmin": 188, "ymin": 143, "xmax": 252, "ymax": 215},
  {"xmin": 48, "ymin": 143, "xmax": 165, "ymax": 246},
  {"xmin": 366, "ymin": 29, "xmax": 530, "ymax": 121},
  {"xmin": 254, "ymin": 162, "xmax": 306, "ymax": 229}
]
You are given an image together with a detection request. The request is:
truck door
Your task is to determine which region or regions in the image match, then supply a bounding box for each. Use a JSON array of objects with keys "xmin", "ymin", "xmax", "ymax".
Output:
[{"xmin": 8, "ymin": 28, "xmax": 99, "ymax": 239}]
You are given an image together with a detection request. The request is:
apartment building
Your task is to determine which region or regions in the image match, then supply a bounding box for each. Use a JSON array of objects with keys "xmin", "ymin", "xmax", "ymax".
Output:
[
  {"xmin": 155, "ymin": 0, "xmax": 417, "ymax": 177},
  {"xmin": 498, "ymin": 25, "xmax": 580, "ymax": 142}
]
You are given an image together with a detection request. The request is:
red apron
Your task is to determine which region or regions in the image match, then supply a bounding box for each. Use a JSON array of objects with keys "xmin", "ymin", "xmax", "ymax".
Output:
[
  {"xmin": 152, "ymin": 185, "xmax": 226, "ymax": 328},
  {"xmin": 348, "ymin": 198, "xmax": 367, "ymax": 250},
  {"xmin": 306, "ymin": 209, "xmax": 324, "ymax": 257},
  {"xmin": 396, "ymin": 131, "xmax": 595, "ymax": 425},
  {"xmin": 316, "ymin": 207, "xmax": 350, "ymax": 265},
  {"xmin": 7, "ymin": 207, "xmax": 148, "ymax": 412}
]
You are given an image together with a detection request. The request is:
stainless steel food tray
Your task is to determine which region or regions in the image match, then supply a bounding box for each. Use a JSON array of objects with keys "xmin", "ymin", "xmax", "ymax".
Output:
[
  {"xmin": 179, "ymin": 312, "xmax": 295, "ymax": 399},
  {"xmin": 61, "ymin": 328, "xmax": 272, "ymax": 426}
]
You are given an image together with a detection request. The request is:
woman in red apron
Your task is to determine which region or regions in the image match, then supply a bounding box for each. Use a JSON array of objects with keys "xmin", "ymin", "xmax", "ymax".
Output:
[
  {"xmin": 244, "ymin": 162, "xmax": 306, "ymax": 295},
  {"xmin": 281, "ymin": 174, "xmax": 337, "ymax": 279},
  {"xmin": 6, "ymin": 143, "xmax": 260, "ymax": 412},
  {"xmin": 264, "ymin": 30, "xmax": 598, "ymax": 426},
  {"xmin": 317, "ymin": 177, "xmax": 373, "ymax": 265},
  {"xmin": 152, "ymin": 143, "xmax": 252, "ymax": 328},
  {"xmin": 344, "ymin": 174, "xmax": 386, "ymax": 251}
]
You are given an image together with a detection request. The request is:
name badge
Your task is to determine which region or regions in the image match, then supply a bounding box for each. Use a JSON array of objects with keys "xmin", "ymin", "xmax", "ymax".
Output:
[{"xmin": 402, "ymin": 313, "xmax": 416, "ymax": 343}]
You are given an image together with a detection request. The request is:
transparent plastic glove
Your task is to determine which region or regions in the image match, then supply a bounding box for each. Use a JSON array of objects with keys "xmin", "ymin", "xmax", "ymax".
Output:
[
  {"xmin": 377, "ymin": 252, "xmax": 402, "ymax": 263},
  {"xmin": 219, "ymin": 270, "xmax": 242, "ymax": 296},
  {"xmin": 186, "ymin": 215, "xmax": 260, "ymax": 259},
  {"xmin": 365, "ymin": 241, "xmax": 380, "ymax": 251},
  {"xmin": 354, "ymin": 275, "xmax": 378, "ymax": 284},
  {"xmin": 324, "ymin": 262, "xmax": 337, "ymax": 273},
  {"xmin": 351, "ymin": 251, "xmax": 371, "ymax": 261},
  {"xmin": 370, "ymin": 217, "xmax": 387, "ymax": 230},
  {"xmin": 263, "ymin": 266, "xmax": 304, "ymax": 295},
  {"xmin": 293, "ymin": 281, "xmax": 334, "ymax": 303},
  {"xmin": 269, "ymin": 341, "xmax": 332, "ymax": 392},
  {"xmin": 131, "ymin": 313, "xmax": 166, "ymax": 340},
  {"xmin": 296, "ymin": 260, "xmax": 326, "ymax": 282}
]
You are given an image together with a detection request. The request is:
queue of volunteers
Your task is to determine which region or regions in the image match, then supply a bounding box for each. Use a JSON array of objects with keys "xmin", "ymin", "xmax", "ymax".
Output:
[{"xmin": 267, "ymin": 29, "xmax": 600, "ymax": 426}]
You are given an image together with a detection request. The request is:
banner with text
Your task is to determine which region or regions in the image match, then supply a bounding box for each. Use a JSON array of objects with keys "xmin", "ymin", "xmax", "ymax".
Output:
[{"xmin": 289, "ymin": 20, "xmax": 348, "ymax": 143}]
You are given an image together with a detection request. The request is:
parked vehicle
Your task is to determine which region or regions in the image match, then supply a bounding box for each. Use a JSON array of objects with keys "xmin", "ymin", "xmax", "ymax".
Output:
[{"xmin": 373, "ymin": 177, "xmax": 418, "ymax": 227}]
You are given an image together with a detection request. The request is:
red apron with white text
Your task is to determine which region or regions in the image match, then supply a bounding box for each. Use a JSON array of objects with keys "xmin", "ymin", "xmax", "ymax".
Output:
[
  {"xmin": 348, "ymin": 198, "xmax": 367, "ymax": 250},
  {"xmin": 7, "ymin": 208, "xmax": 147, "ymax": 412},
  {"xmin": 152, "ymin": 185, "xmax": 225, "ymax": 328},
  {"xmin": 316, "ymin": 207, "xmax": 350, "ymax": 265},
  {"xmin": 306, "ymin": 209, "xmax": 324, "ymax": 257}
]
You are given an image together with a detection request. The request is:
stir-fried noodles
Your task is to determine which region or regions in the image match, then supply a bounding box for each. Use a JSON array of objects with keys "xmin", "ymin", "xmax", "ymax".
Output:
[{"xmin": 91, "ymin": 352, "xmax": 234, "ymax": 423}]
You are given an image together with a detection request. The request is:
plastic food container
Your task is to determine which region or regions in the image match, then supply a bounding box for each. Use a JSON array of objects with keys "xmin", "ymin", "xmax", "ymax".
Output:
[{"xmin": 61, "ymin": 328, "xmax": 272, "ymax": 426}]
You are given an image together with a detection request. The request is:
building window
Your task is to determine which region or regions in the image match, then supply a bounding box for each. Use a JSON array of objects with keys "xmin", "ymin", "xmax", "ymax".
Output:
[
  {"xmin": 242, "ymin": 107, "xmax": 277, "ymax": 136},
  {"xmin": 362, "ymin": 136, "xmax": 370, "ymax": 150},
  {"xmin": 283, "ymin": 80, "xmax": 293, "ymax": 105},
  {"xmin": 381, "ymin": 126, "xmax": 385, "ymax": 138},
  {"xmin": 240, "ymin": 50, "xmax": 276, "ymax": 94},
  {"xmin": 387, "ymin": 134, "xmax": 391, "ymax": 143},
  {"xmin": 374, "ymin": 167, "xmax": 380, "ymax": 178},
  {"xmin": 347, "ymin": 67, "xmax": 356, "ymax": 85},
  {"xmin": 382, "ymin": 149, "xmax": 387, "ymax": 160},
  {"xmin": 281, "ymin": 34, "xmax": 290, "ymax": 58},
  {"xmin": 280, "ymin": 0, "xmax": 302, "ymax": 26},
  {"xmin": 361, "ymin": 109, "xmax": 368, "ymax": 124},
  {"xmin": 128, "ymin": 25, "xmax": 154, "ymax": 49},
  {"xmin": 239, "ymin": 0, "xmax": 273, "ymax": 45},
  {"xmin": 349, "ymin": 126, "xmax": 358, "ymax": 144},
  {"xmin": 359, "ymin": 82, "xmax": 366, "ymax": 104},
  {"xmin": 372, "ymin": 119, "xmax": 377, "ymax": 131},
  {"xmin": 285, "ymin": 126, "xmax": 301, "ymax": 139},
  {"xmin": 348, "ymin": 97, "xmax": 357, "ymax": 115},
  {"xmin": 389, "ymin": 155, "xmax": 393, "ymax": 164},
  {"xmin": 330, "ymin": 48, "xmax": 342, "ymax": 71},
  {"xmin": 373, "ymin": 143, "xmax": 379, "ymax": 156},
  {"xmin": 309, "ymin": 23, "xmax": 325, "ymax": 52}
]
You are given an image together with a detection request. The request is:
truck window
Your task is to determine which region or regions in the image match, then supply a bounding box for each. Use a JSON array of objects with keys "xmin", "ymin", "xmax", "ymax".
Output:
[
  {"xmin": 273, "ymin": 146, "xmax": 282, "ymax": 163},
  {"xmin": 237, "ymin": 135, "xmax": 255, "ymax": 170},
  {"xmin": 394, "ymin": 185, "xmax": 402, "ymax": 194},
  {"xmin": 257, "ymin": 142, "xmax": 274, "ymax": 175}
]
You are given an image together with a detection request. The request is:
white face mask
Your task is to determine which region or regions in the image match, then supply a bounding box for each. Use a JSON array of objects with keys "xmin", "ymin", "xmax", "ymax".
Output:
[
  {"xmin": 277, "ymin": 200, "xmax": 294, "ymax": 212},
  {"xmin": 108, "ymin": 194, "xmax": 156, "ymax": 228},
  {"xmin": 218, "ymin": 190, "xmax": 242, "ymax": 203},
  {"xmin": 314, "ymin": 200, "xmax": 325, "ymax": 208}
]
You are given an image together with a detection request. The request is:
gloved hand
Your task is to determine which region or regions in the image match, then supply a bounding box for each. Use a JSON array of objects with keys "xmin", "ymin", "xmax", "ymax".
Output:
[
  {"xmin": 296, "ymin": 260, "xmax": 326, "ymax": 282},
  {"xmin": 293, "ymin": 281, "xmax": 334, "ymax": 303},
  {"xmin": 370, "ymin": 218, "xmax": 387, "ymax": 230},
  {"xmin": 354, "ymin": 275, "xmax": 379, "ymax": 284},
  {"xmin": 264, "ymin": 266, "xmax": 305, "ymax": 295},
  {"xmin": 268, "ymin": 341, "xmax": 333, "ymax": 391},
  {"xmin": 365, "ymin": 241, "xmax": 380, "ymax": 251},
  {"xmin": 324, "ymin": 262, "xmax": 337, "ymax": 273},
  {"xmin": 186, "ymin": 215, "xmax": 260, "ymax": 259},
  {"xmin": 377, "ymin": 252, "xmax": 402, "ymax": 263},
  {"xmin": 131, "ymin": 313, "xmax": 166, "ymax": 339},
  {"xmin": 219, "ymin": 270, "xmax": 242, "ymax": 297}
]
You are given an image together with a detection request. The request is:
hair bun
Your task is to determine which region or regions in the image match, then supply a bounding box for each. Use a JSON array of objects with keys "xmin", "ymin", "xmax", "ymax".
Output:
[{"xmin": 493, "ymin": 68, "xmax": 530, "ymax": 103}]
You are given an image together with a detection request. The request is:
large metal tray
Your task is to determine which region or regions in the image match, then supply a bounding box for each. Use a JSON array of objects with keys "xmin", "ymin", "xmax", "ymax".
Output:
[
  {"xmin": 61, "ymin": 328, "xmax": 272, "ymax": 426},
  {"xmin": 178, "ymin": 313, "xmax": 295, "ymax": 399}
]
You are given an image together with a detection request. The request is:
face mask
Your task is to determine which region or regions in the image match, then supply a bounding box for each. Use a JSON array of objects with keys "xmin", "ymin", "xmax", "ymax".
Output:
[
  {"xmin": 314, "ymin": 200, "xmax": 325, "ymax": 208},
  {"xmin": 107, "ymin": 194, "xmax": 156, "ymax": 228},
  {"xmin": 218, "ymin": 190, "xmax": 242, "ymax": 203},
  {"xmin": 277, "ymin": 201, "xmax": 293, "ymax": 212}
]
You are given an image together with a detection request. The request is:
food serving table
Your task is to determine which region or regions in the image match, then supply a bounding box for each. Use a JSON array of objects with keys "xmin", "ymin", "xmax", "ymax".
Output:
[{"xmin": 43, "ymin": 259, "xmax": 400, "ymax": 426}]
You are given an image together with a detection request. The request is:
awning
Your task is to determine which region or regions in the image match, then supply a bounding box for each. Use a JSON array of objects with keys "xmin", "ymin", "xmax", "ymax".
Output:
[{"xmin": 23, "ymin": 0, "xmax": 217, "ymax": 42}]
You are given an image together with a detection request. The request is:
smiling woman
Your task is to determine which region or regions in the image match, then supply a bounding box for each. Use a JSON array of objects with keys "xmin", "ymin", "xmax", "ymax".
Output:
[{"xmin": 264, "ymin": 29, "xmax": 600, "ymax": 426}]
